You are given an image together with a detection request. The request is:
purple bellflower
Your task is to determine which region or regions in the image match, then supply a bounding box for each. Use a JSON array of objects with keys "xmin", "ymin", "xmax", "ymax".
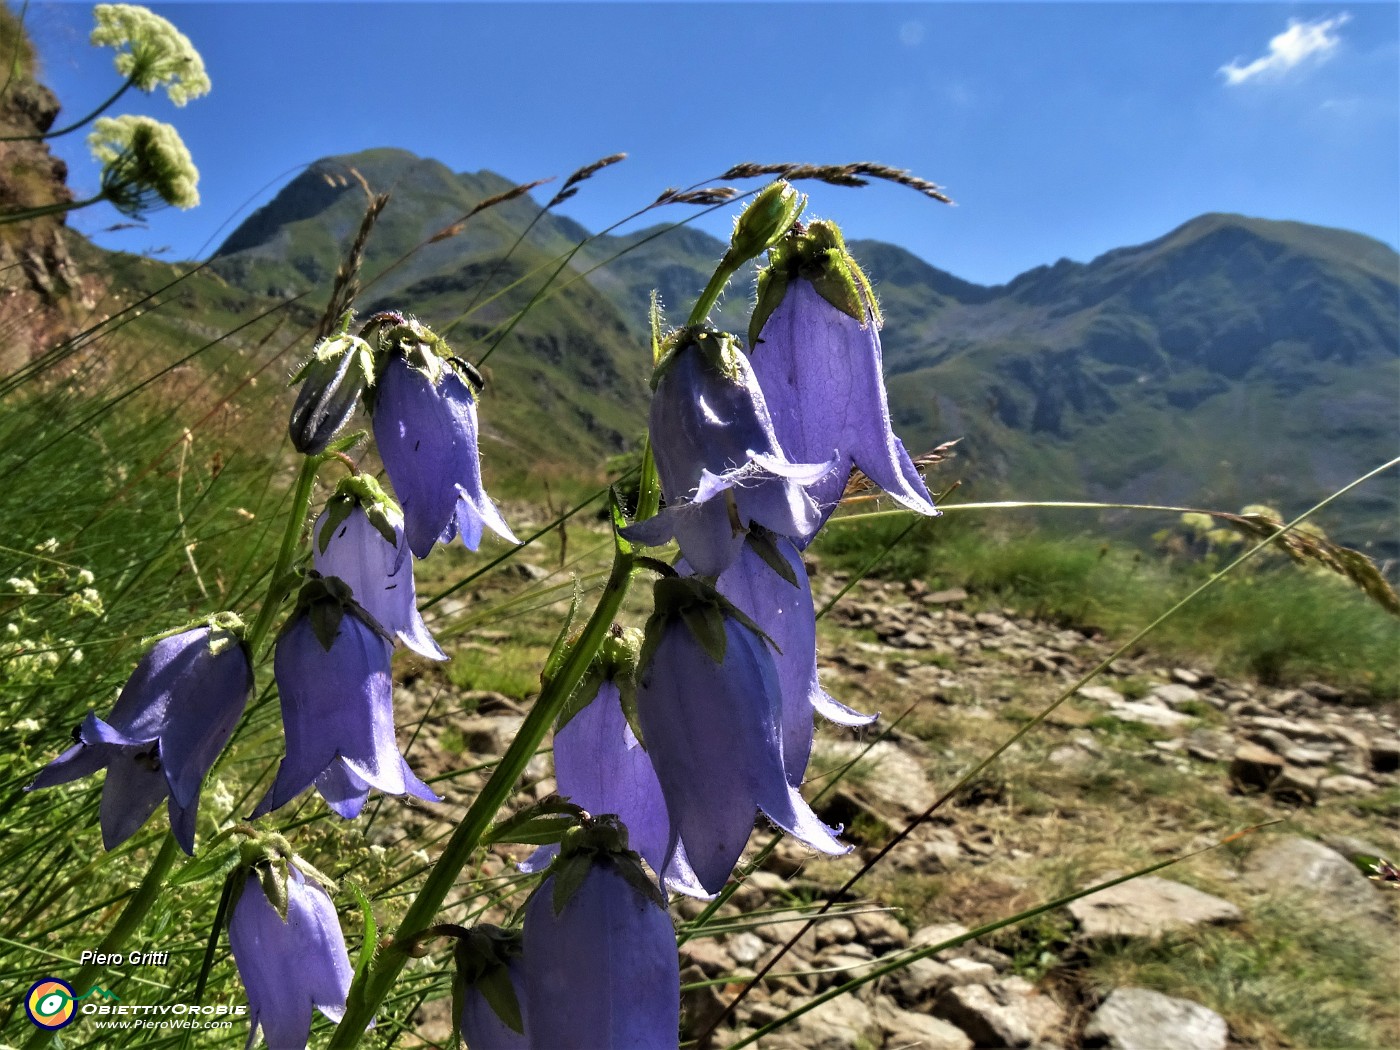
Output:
[
  {"xmin": 312, "ymin": 475, "xmax": 445, "ymax": 661},
  {"xmin": 229, "ymin": 863, "xmax": 352, "ymax": 1050},
  {"xmin": 255, "ymin": 576, "xmax": 438, "ymax": 819},
  {"xmin": 530, "ymin": 643, "xmax": 707, "ymax": 896},
  {"xmin": 453, "ymin": 927, "xmax": 528, "ymax": 1050},
  {"xmin": 748, "ymin": 221, "xmax": 938, "ymax": 532},
  {"xmin": 622, "ymin": 327, "xmax": 835, "ymax": 576},
  {"xmin": 707, "ymin": 532, "xmax": 875, "ymax": 786},
  {"xmin": 523, "ymin": 819, "xmax": 681, "ymax": 1050},
  {"xmin": 636, "ymin": 577, "xmax": 847, "ymax": 894},
  {"xmin": 28, "ymin": 620, "xmax": 251, "ymax": 854},
  {"xmin": 368, "ymin": 317, "xmax": 517, "ymax": 559}
]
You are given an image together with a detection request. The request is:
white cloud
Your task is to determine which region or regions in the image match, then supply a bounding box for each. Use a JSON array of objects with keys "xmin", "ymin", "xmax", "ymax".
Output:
[{"xmin": 1220, "ymin": 13, "xmax": 1351, "ymax": 86}]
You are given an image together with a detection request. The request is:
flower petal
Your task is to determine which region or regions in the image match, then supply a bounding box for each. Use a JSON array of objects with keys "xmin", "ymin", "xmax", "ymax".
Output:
[{"xmin": 98, "ymin": 749, "xmax": 170, "ymax": 850}]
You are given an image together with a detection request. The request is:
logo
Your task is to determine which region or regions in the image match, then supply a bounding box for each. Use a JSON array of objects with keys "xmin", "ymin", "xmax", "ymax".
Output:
[{"xmin": 25, "ymin": 978, "xmax": 77, "ymax": 1030}]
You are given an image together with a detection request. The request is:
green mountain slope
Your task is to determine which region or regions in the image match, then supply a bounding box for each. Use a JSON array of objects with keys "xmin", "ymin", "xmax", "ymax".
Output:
[
  {"xmin": 209, "ymin": 148, "xmax": 653, "ymax": 474},
  {"xmin": 203, "ymin": 149, "xmax": 1398, "ymax": 553}
]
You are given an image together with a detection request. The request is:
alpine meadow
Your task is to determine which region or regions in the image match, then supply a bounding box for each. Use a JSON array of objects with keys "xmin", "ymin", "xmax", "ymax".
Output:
[{"xmin": 1, "ymin": 5, "xmax": 1398, "ymax": 1050}]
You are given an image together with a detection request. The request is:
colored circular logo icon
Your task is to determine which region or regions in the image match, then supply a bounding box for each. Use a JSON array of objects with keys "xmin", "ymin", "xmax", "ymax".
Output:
[{"xmin": 25, "ymin": 978, "xmax": 77, "ymax": 1029}]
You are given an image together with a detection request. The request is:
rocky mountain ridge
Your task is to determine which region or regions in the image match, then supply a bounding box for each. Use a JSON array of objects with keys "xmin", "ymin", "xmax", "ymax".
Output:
[{"xmin": 204, "ymin": 147, "xmax": 1399, "ymax": 556}]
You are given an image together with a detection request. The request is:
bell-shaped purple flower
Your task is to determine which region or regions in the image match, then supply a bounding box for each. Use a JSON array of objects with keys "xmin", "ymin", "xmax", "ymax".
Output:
[
  {"xmin": 229, "ymin": 865, "xmax": 352, "ymax": 1050},
  {"xmin": 524, "ymin": 830, "xmax": 680, "ymax": 1050},
  {"xmin": 369, "ymin": 320, "xmax": 517, "ymax": 559},
  {"xmin": 255, "ymin": 578, "xmax": 438, "ymax": 819},
  {"xmin": 542, "ymin": 677, "xmax": 706, "ymax": 897},
  {"xmin": 28, "ymin": 621, "xmax": 251, "ymax": 854},
  {"xmin": 708, "ymin": 533, "xmax": 875, "ymax": 787},
  {"xmin": 749, "ymin": 221, "xmax": 938, "ymax": 533},
  {"xmin": 636, "ymin": 578, "xmax": 847, "ymax": 894},
  {"xmin": 312, "ymin": 477, "xmax": 445, "ymax": 661},
  {"xmin": 622, "ymin": 327, "xmax": 835, "ymax": 576}
]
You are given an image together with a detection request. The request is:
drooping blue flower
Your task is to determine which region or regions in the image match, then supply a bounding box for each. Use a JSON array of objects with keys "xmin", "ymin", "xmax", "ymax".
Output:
[
  {"xmin": 312, "ymin": 476, "xmax": 445, "ymax": 661},
  {"xmin": 708, "ymin": 532, "xmax": 875, "ymax": 787},
  {"xmin": 748, "ymin": 221, "xmax": 938, "ymax": 532},
  {"xmin": 523, "ymin": 823, "xmax": 680, "ymax": 1050},
  {"xmin": 636, "ymin": 577, "xmax": 847, "ymax": 894},
  {"xmin": 368, "ymin": 319, "xmax": 517, "ymax": 559},
  {"xmin": 541, "ymin": 676, "xmax": 706, "ymax": 897},
  {"xmin": 28, "ymin": 620, "xmax": 251, "ymax": 854},
  {"xmin": 229, "ymin": 865, "xmax": 352, "ymax": 1050},
  {"xmin": 454, "ymin": 927, "xmax": 528, "ymax": 1050},
  {"xmin": 255, "ymin": 578, "xmax": 438, "ymax": 819},
  {"xmin": 622, "ymin": 327, "xmax": 835, "ymax": 576}
]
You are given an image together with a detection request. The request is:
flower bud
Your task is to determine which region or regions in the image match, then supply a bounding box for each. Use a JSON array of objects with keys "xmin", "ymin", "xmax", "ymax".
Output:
[
  {"xmin": 726, "ymin": 181, "xmax": 804, "ymax": 265},
  {"xmin": 288, "ymin": 333, "xmax": 375, "ymax": 454}
]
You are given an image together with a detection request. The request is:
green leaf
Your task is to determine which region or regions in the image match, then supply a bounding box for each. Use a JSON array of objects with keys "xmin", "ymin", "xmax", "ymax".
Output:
[
  {"xmin": 550, "ymin": 853, "xmax": 592, "ymax": 916},
  {"xmin": 610, "ymin": 487, "xmax": 635, "ymax": 556},
  {"xmin": 308, "ymin": 597, "xmax": 346, "ymax": 651},
  {"xmin": 681, "ymin": 603, "xmax": 728, "ymax": 664},
  {"xmin": 747, "ymin": 527, "xmax": 799, "ymax": 588},
  {"xmin": 169, "ymin": 845, "xmax": 241, "ymax": 888},
  {"xmin": 477, "ymin": 961, "xmax": 525, "ymax": 1034},
  {"xmin": 259, "ymin": 860, "xmax": 289, "ymax": 923},
  {"xmin": 486, "ymin": 798, "xmax": 587, "ymax": 846}
]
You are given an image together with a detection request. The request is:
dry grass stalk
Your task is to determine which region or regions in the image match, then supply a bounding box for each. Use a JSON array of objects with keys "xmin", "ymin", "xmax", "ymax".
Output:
[
  {"xmin": 549, "ymin": 152, "xmax": 627, "ymax": 207},
  {"xmin": 720, "ymin": 160, "xmax": 951, "ymax": 203}
]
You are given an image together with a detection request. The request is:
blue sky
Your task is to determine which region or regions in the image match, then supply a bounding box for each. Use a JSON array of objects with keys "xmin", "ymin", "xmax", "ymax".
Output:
[{"xmin": 19, "ymin": 1, "xmax": 1400, "ymax": 285}]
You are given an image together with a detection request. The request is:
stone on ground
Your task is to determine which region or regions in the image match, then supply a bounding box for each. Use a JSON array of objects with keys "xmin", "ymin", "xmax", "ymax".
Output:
[{"xmin": 1083, "ymin": 987, "xmax": 1228, "ymax": 1050}]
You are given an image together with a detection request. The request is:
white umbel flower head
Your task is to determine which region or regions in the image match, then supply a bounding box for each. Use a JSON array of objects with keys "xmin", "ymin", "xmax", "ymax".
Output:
[
  {"xmin": 88, "ymin": 115, "xmax": 200, "ymax": 214},
  {"xmin": 91, "ymin": 4, "xmax": 210, "ymax": 105}
]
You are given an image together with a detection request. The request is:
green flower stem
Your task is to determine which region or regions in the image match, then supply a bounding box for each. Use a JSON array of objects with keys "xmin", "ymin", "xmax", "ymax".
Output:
[
  {"xmin": 245, "ymin": 456, "xmax": 321, "ymax": 655},
  {"xmin": 0, "ymin": 75, "xmax": 137, "ymax": 142},
  {"xmin": 329, "ymin": 541, "xmax": 642, "ymax": 1046},
  {"xmin": 22, "ymin": 833, "xmax": 181, "ymax": 1049},
  {"xmin": 688, "ymin": 262, "xmax": 739, "ymax": 327},
  {"xmin": 0, "ymin": 193, "xmax": 106, "ymax": 227}
]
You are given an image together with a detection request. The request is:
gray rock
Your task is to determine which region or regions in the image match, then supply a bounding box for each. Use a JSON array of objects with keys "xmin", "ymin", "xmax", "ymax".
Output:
[
  {"xmin": 1269, "ymin": 765, "xmax": 1320, "ymax": 806},
  {"xmin": 679, "ymin": 938, "xmax": 734, "ymax": 978},
  {"xmin": 458, "ymin": 713, "xmax": 526, "ymax": 755},
  {"xmin": 812, "ymin": 917, "xmax": 859, "ymax": 950},
  {"xmin": 816, "ymin": 740, "xmax": 935, "ymax": 816},
  {"xmin": 873, "ymin": 996, "xmax": 974, "ymax": 1049},
  {"xmin": 1106, "ymin": 700, "xmax": 1193, "ymax": 730},
  {"xmin": 1282, "ymin": 743, "xmax": 1332, "ymax": 766},
  {"xmin": 1319, "ymin": 774, "xmax": 1377, "ymax": 797},
  {"xmin": 760, "ymin": 989, "xmax": 878, "ymax": 1050},
  {"xmin": 926, "ymin": 587, "xmax": 970, "ymax": 605},
  {"xmin": 1244, "ymin": 837, "xmax": 1393, "ymax": 927},
  {"xmin": 1229, "ymin": 743, "xmax": 1284, "ymax": 792},
  {"xmin": 726, "ymin": 931, "xmax": 767, "ymax": 967},
  {"xmin": 935, "ymin": 976, "xmax": 1065, "ymax": 1048},
  {"xmin": 1184, "ymin": 728, "xmax": 1234, "ymax": 763},
  {"xmin": 887, "ymin": 827, "xmax": 963, "ymax": 873},
  {"xmin": 1083, "ymin": 987, "xmax": 1228, "ymax": 1050},
  {"xmin": 1150, "ymin": 683, "xmax": 1200, "ymax": 708},
  {"xmin": 1077, "ymin": 684, "xmax": 1123, "ymax": 705},
  {"xmin": 1067, "ymin": 876, "xmax": 1242, "ymax": 940},
  {"xmin": 851, "ymin": 909, "xmax": 910, "ymax": 954}
]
